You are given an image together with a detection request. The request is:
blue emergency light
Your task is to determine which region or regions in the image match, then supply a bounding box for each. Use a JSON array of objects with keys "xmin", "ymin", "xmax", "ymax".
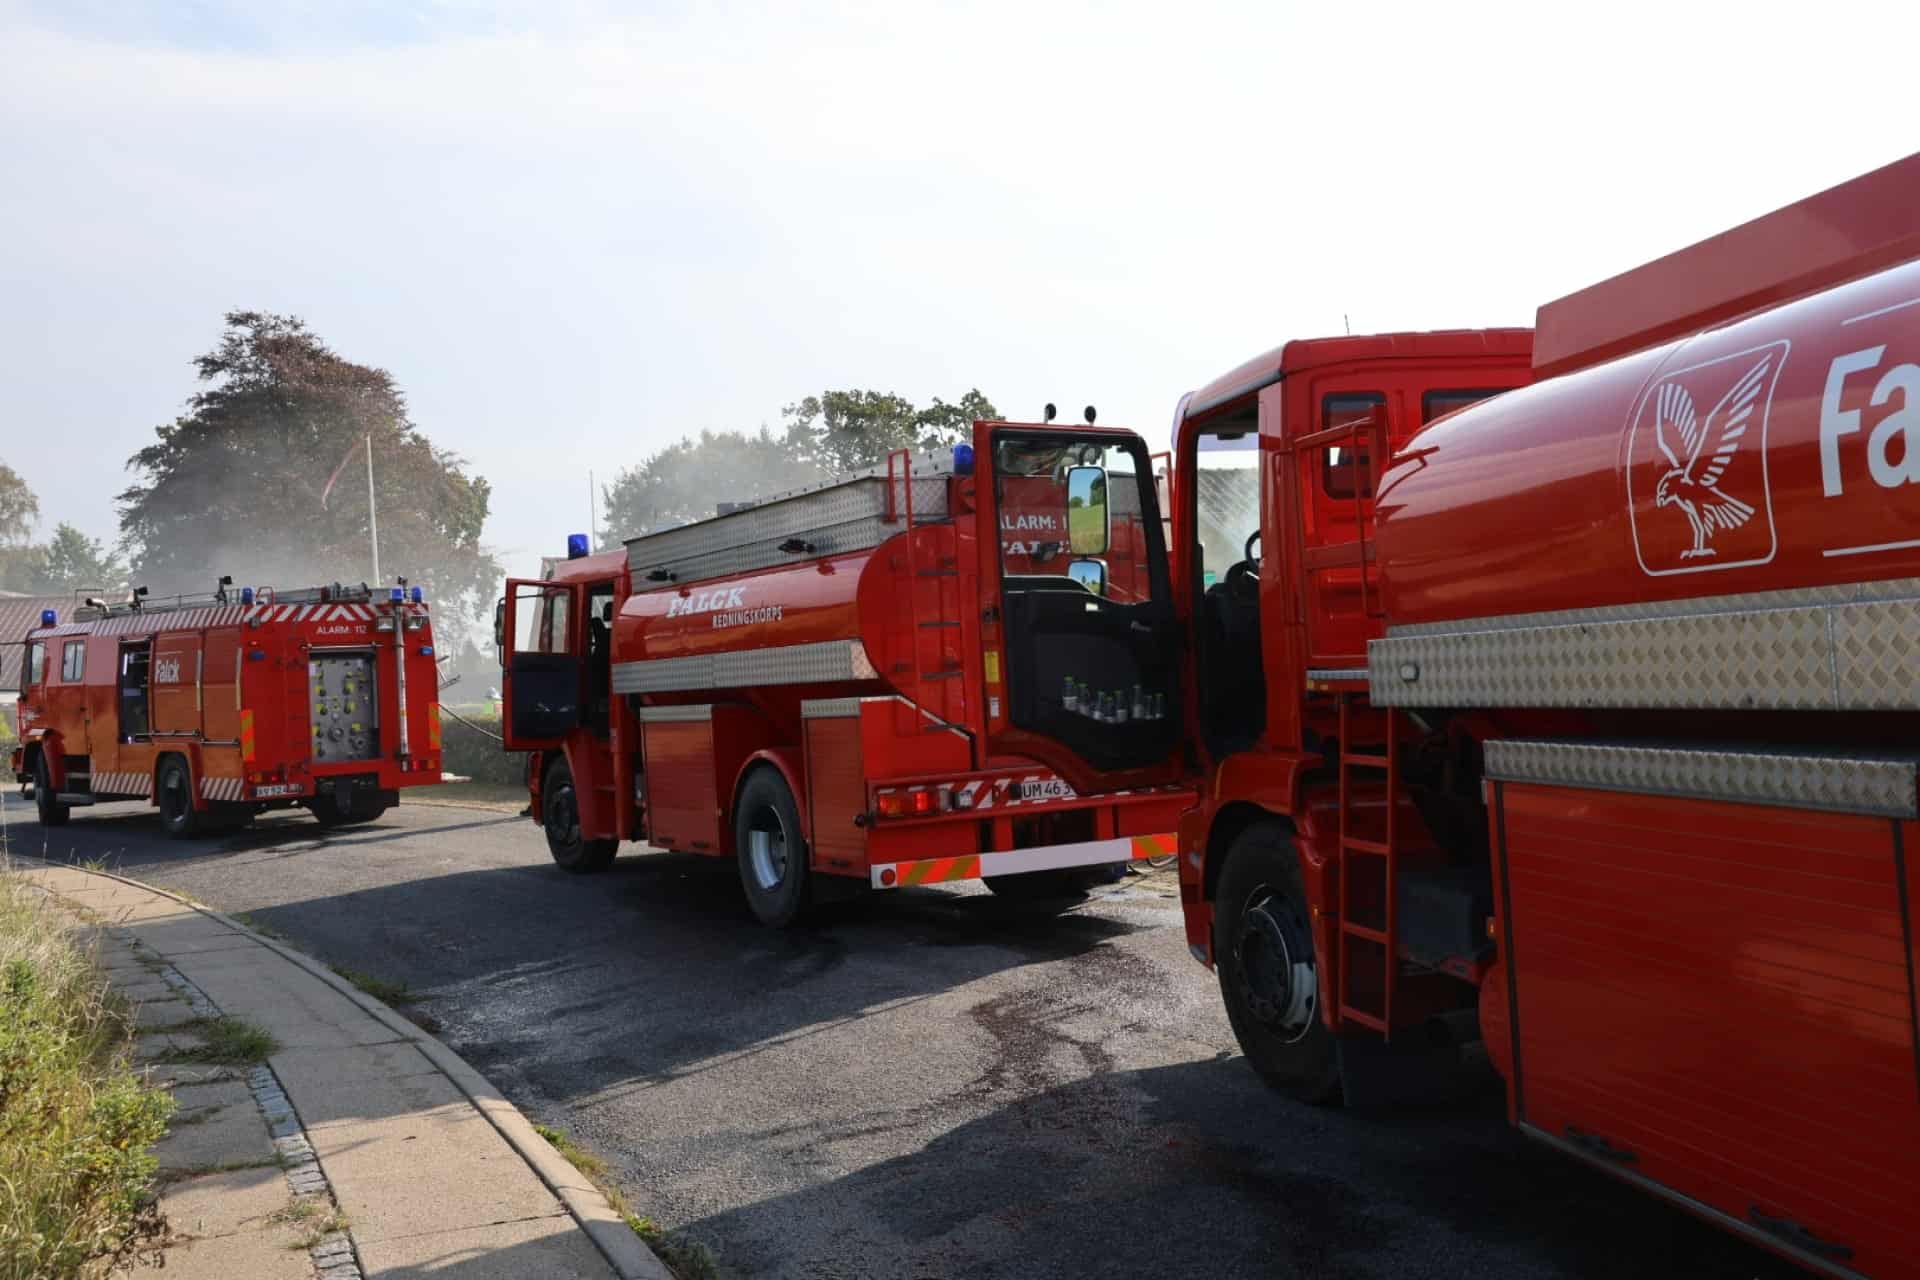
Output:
[
  {"xmin": 39, "ymin": 609, "xmax": 56, "ymax": 627},
  {"xmin": 389, "ymin": 587, "xmax": 405, "ymax": 603},
  {"xmin": 241, "ymin": 587, "xmax": 255, "ymax": 605},
  {"xmin": 953, "ymin": 443, "xmax": 975, "ymax": 475},
  {"xmin": 409, "ymin": 586, "xmax": 423, "ymax": 604},
  {"xmin": 567, "ymin": 533, "xmax": 590, "ymax": 559}
]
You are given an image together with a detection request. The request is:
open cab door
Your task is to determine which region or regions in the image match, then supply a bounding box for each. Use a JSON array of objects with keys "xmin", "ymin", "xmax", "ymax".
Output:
[
  {"xmin": 980, "ymin": 422, "xmax": 1186, "ymax": 793},
  {"xmin": 496, "ymin": 578, "xmax": 581, "ymax": 751}
]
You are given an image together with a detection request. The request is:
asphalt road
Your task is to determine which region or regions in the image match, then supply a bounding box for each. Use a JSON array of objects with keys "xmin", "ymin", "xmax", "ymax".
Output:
[{"xmin": 9, "ymin": 792, "xmax": 1800, "ymax": 1280}]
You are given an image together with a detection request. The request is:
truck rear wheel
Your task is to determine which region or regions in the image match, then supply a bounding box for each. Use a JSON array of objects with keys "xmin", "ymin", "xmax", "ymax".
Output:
[
  {"xmin": 543, "ymin": 759, "xmax": 616, "ymax": 873},
  {"xmin": 33, "ymin": 752, "xmax": 69, "ymax": 827},
  {"xmin": 734, "ymin": 766, "xmax": 810, "ymax": 927},
  {"xmin": 156, "ymin": 757, "xmax": 201, "ymax": 839},
  {"xmin": 1213, "ymin": 821, "xmax": 1340, "ymax": 1104}
]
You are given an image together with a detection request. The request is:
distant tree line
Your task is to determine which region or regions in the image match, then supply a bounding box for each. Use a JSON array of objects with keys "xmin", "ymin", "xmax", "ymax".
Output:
[
  {"xmin": 0, "ymin": 462, "xmax": 128, "ymax": 595},
  {"xmin": 598, "ymin": 388, "xmax": 999, "ymax": 542}
]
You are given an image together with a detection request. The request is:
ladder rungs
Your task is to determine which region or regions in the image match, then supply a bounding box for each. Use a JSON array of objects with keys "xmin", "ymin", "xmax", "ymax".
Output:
[
  {"xmin": 1343, "ymin": 753, "xmax": 1391, "ymax": 768},
  {"xmin": 1338, "ymin": 1006, "xmax": 1390, "ymax": 1032},
  {"xmin": 1341, "ymin": 837, "xmax": 1392, "ymax": 855},
  {"xmin": 1342, "ymin": 922, "xmax": 1389, "ymax": 944}
]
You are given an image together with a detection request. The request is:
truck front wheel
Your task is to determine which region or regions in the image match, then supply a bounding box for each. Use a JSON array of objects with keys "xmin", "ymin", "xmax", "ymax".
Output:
[
  {"xmin": 734, "ymin": 766, "xmax": 810, "ymax": 927},
  {"xmin": 543, "ymin": 759, "xmax": 616, "ymax": 873},
  {"xmin": 1213, "ymin": 821, "xmax": 1340, "ymax": 1104},
  {"xmin": 33, "ymin": 752, "xmax": 69, "ymax": 827}
]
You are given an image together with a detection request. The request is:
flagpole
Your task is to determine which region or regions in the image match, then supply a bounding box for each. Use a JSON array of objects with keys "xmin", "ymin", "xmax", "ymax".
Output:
[
  {"xmin": 365, "ymin": 434, "xmax": 381, "ymax": 585},
  {"xmin": 589, "ymin": 470, "xmax": 596, "ymax": 550}
]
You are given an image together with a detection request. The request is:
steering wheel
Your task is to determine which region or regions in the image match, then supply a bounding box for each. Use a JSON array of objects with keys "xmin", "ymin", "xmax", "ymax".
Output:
[{"xmin": 1224, "ymin": 530, "xmax": 1262, "ymax": 596}]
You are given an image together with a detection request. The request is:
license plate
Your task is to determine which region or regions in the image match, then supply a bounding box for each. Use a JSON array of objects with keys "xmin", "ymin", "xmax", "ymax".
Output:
[
  {"xmin": 253, "ymin": 783, "xmax": 303, "ymax": 798},
  {"xmin": 1018, "ymin": 778, "xmax": 1075, "ymax": 801}
]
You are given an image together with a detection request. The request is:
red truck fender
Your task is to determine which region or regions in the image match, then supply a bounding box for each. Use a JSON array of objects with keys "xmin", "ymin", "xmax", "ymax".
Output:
[{"xmin": 20, "ymin": 729, "xmax": 66, "ymax": 790}]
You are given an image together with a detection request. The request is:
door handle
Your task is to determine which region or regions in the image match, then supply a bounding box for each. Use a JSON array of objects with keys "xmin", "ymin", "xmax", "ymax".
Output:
[
  {"xmin": 1746, "ymin": 1207, "xmax": 1853, "ymax": 1261},
  {"xmin": 1563, "ymin": 1125, "xmax": 1636, "ymax": 1164}
]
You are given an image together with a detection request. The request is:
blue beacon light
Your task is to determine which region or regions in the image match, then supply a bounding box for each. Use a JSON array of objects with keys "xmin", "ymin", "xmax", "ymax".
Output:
[
  {"xmin": 567, "ymin": 533, "xmax": 590, "ymax": 559},
  {"xmin": 952, "ymin": 443, "xmax": 975, "ymax": 475},
  {"xmin": 39, "ymin": 609, "xmax": 56, "ymax": 627},
  {"xmin": 240, "ymin": 587, "xmax": 254, "ymax": 605},
  {"xmin": 389, "ymin": 587, "xmax": 405, "ymax": 603},
  {"xmin": 410, "ymin": 586, "xmax": 423, "ymax": 604}
]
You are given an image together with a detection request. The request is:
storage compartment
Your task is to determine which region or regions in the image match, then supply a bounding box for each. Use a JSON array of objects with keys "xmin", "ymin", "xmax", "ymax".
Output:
[
  {"xmin": 802, "ymin": 704, "xmax": 867, "ymax": 873},
  {"xmin": 1494, "ymin": 782, "xmax": 1920, "ymax": 1276}
]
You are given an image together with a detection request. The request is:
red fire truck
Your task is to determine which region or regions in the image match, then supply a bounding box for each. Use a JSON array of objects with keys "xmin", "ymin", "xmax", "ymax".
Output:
[
  {"xmin": 497, "ymin": 421, "xmax": 1189, "ymax": 925},
  {"xmin": 14, "ymin": 582, "xmax": 444, "ymax": 835},
  {"xmin": 1175, "ymin": 154, "xmax": 1920, "ymax": 1275}
]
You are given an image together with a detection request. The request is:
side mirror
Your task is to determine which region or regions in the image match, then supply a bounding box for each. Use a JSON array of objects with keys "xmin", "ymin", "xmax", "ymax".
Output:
[
  {"xmin": 1066, "ymin": 465, "xmax": 1109, "ymax": 555},
  {"xmin": 492, "ymin": 598, "xmax": 507, "ymax": 663},
  {"xmin": 1066, "ymin": 558, "xmax": 1108, "ymax": 596}
]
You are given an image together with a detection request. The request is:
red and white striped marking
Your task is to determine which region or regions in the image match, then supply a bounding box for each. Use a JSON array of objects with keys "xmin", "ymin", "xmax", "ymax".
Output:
[
  {"xmin": 871, "ymin": 832, "xmax": 1172, "ymax": 889},
  {"xmin": 32, "ymin": 601, "xmax": 386, "ymax": 637},
  {"xmin": 200, "ymin": 775, "xmax": 245, "ymax": 802},
  {"xmin": 89, "ymin": 771, "xmax": 152, "ymax": 799}
]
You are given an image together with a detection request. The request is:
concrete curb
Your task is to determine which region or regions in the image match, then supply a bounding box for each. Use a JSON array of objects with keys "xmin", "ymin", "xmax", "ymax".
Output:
[{"xmin": 70, "ymin": 865, "xmax": 674, "ymax": 1280}]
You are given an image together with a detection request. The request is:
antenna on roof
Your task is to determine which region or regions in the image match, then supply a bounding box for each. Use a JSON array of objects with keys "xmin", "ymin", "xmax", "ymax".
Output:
[{"xmin": 1344, "ymin": 313, "xmax": 1352, "ymax": 335}]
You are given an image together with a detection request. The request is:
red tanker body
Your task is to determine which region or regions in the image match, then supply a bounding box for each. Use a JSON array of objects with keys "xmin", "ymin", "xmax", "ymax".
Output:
[
  {"xmin": 1178, "ymin": 153, "xmax": 1920, "ymax": 1277},
  {"xmin": 498, "ymin": 421, "xmax": 1189, "ymax": 925},
  {"xmin": 12, "ymin": 582, "xmax": 444, "ymax": 835}
]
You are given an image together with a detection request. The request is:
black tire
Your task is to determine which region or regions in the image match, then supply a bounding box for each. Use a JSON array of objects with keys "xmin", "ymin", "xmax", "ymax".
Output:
[
  {"xmin": 1213, "ymin": 821, "xmax": 1341, "ymax": 1104},
  {"xmin": 156, "ymin": 756, "xmax": 201, "ymax": 839},
  {"xmin": 734, "ymin": 766, "xmax": 809, "ymax": 927},
  {"xmin": 543, "ymin": 759, "xmax": 616, "ymax": 873},
  {"xmin": 33, "ymin": 752, "xmax": 69, "ymax": 827}
]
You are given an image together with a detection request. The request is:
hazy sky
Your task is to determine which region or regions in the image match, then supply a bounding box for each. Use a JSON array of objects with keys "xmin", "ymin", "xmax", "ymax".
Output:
[{"xmin": 3, "ymin": 0, "xmax": 1916, "ymax": 579}]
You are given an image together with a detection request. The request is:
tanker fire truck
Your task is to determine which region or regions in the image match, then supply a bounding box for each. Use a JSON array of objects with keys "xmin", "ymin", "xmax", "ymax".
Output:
[
  {"xmin": 1176, "ymin": 154, "xmax": 1920, "ymax": 1276},
  {"xmin": 497, "ymin": 420, "xmax": 1190, "ymax": 925},
  {"xmin": 13, "ymin": 582, "xmax": 445, "ymax": 835}
]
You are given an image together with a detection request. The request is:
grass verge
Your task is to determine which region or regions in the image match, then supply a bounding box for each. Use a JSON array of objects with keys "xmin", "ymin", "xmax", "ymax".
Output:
[
  {"xmin": 0, "ymin": 864, "xmax": 175, "ymax": 1280},
  {"xmin": 172, "ymin": 1015, "xmax": 280, "ymax": 1065},
  {"xmin": 533, "ymin": 1123, "xmax": 719, "ymax": 1280},
  {"xmin": 330, "ymin": 966, "xmax": 416, "ymax": 1006}
]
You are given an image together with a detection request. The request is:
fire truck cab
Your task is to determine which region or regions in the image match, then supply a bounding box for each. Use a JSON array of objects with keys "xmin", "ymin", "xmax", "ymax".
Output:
[{"xmin": 497, "ymin": 419, "xmax": 1193, "ymax": 925}]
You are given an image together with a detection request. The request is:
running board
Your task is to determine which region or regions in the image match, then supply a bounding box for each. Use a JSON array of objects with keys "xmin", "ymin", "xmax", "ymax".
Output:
[{"xmin": 54, "ymin": 792, "xmax": 98, "ymax": 806}]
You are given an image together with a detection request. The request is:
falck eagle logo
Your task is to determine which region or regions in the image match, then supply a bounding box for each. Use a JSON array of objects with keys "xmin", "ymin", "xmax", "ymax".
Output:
[{"xmin": 1628, "ymin": 340, "xmax": 1788, "ymax": 576}]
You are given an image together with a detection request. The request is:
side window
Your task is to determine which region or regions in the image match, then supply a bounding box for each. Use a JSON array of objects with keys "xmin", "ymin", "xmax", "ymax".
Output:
[
  {"xmin": 1423, "ymin": 388, "xmax": 1506, "ymax": 423},
  {"xmin": 1322, "ymin": 393, "xmax": 1385, "ymax": 500},
  {"xmin": 541, "ymin": 591, "xmax": 571, "ymax": 655},
  {"xmin": 25, "ymin": 641, "xmax": 45, "ymax": 690},
  {"xmin": 62, "ymin": 640, "xmax": 85, "ymax": 682}
]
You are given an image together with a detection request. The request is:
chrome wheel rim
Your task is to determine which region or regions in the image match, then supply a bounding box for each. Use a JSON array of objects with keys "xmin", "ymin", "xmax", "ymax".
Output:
[
  {"xmin": 747, "ymin": 811, "xmax": 788, "ymax": 891},
  {"xmin": 1234, "ymin": 885, "xmax": 1317, "ymax": 1043}
]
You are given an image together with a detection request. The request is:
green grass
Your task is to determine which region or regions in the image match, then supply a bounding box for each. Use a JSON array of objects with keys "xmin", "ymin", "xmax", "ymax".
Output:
[
  {"xmin": 1067, "ymin": 502, "xmax": 1107, "ymax": 549},
  {"xmin": 330, "ymin": 966, "xmax": 416, "ymax": 1006},
  {"xmin": 268, "ymin": 1197, "xmax": 350, "ymax": 1250},
  {"xmin": 172, "ymin": 1015, "xmax": 279, "ymax": 1065},
  {"xmin": 233, "ymin": 912, "xmax": 290, "ymax": 942},
  {"xmin": 534, "ymin": 1123, "xmax": 718, "ymax": 1280},
  {"xmin": 0, "ymin": 863, "xmax": 175, "ymax": 1280}
]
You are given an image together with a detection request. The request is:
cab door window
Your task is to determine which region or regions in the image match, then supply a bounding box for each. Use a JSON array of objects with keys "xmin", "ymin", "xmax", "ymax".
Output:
[
  {"xmin": 992, "ymin": 432, "xmax": 1178, "ymax": 773},
  {"xmin": 61, "ymin": 640, "xmax": 85, "ymax": 682},
  {"xmin": 23, "ymin": 641, "xmax": 45, "ymax": 692}
]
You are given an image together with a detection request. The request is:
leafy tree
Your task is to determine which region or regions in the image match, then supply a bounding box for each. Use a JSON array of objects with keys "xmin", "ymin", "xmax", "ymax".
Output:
[
  {"xmin": 781, "ymin": 388, "xmax": 998, "ymax": 476},
  {"xmin": 37, "ymin": 523, "xmax": 127, "ymax": 592},
  {"xmin": 599, "ymin": 389, "xmax": 1000, "ymax": 546},
  {"xmin": 117, "ymin": 312, "xmax": 499, "ymax": 626},
  {"xmin": 0, "ymin": 461, "xmax": 38, "ymax": 546}
]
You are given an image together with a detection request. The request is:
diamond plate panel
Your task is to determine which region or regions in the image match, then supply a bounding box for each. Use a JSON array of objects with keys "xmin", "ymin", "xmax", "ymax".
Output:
[
  {"xmin": 1371, "ymin": 607, "xmax": 1836, "ymax": 709},
  {"xmin": 1833, "ymin": 598, "xmax": 1920, "ymax": 709},
  {"xmin": 613, "ymin": 640, "xmax": 875, "ymax": 695},
  {"xmin": 800, "ymin": 697, "xmax": 863, "ymax": 719},
  {"xmin": 1485, "ymin": 739, "xmax": 1918, "ymax": 818},
  {"xmin": 1388, "ymin": 576, "xmax": 1920, "ymax": 636}
]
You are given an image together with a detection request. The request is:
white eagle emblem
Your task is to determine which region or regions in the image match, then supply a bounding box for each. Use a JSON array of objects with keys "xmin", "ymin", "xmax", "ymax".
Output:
[{"xmin": 1650, "ymin": 353, "xmax": 1774, "ymax": 559}]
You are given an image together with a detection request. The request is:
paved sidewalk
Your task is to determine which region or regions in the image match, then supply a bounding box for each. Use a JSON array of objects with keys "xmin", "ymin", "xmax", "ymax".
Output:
[{"xmin": 19, "ymin": 863, "xmax": 671, "ymax": 1280}]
